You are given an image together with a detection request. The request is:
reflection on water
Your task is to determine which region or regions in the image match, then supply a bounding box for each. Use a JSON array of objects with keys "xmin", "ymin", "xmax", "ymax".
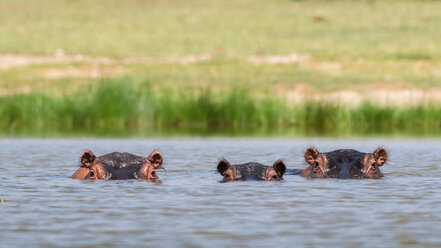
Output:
[
  {"xmin": 4, "ymin": 125, "xmax": 441, "ymax": 138},
  {"xmin": 1, "ymin": 138, "xmax": 441, "ymax": 247}
]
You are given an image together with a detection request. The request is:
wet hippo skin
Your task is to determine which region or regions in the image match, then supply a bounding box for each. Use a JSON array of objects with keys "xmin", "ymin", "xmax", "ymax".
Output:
[
  {"xmin": 217, "ymin": 159, "xmax": 286, "ymax": 182},
  {"xmin": 300, "ymin": 146, "xmax": 388, "ymax": 179},
  {"xmin": 72, "ymin": 150, "xmax": 163, "ymax": 181}
]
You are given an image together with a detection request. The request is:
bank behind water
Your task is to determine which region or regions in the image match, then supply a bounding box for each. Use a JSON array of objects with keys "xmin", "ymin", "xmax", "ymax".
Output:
[{"xmin": 1, "ymin": 80, "xmax": 440, "ymax": 137}]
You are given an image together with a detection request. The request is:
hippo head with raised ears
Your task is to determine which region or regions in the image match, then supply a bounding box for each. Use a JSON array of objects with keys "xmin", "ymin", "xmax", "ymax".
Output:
[
  {"xmin": 72, "ymin": 150, "xmax": 163, "ymax": 181},
  {"xmin": 217, "ymin": 159, "xmax": 286, "ymax": 182},
  {"xmin": 300, "ymin": 146, "xmax": 388, "ymax": 179}
]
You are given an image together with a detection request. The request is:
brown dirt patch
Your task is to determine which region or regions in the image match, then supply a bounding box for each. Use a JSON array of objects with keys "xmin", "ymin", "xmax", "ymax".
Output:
[
  {"xmin": 42, "ymin": 66, "xmax": 125, "ymax": 79},
  {"xmin": 0, "ymin": 53, "xmax": 211, "ymax": 70},
  {"xmin": 248, "ymin": 54, "xmax": 310, "ymax": 64},
  {"xmin": 278, "ymin": 84, "xmax": 441, "ymax": 106},
  {"xmin": 0, "ymin": 54, "xmax": 112, "ymax": 70}
]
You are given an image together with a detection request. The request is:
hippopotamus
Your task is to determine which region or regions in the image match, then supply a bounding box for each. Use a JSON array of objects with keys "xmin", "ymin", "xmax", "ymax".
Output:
[
  {"xmin": 300, "ymin": 146, "xmax": 388, "ymax": 179},
  {"xmin": 72, "ymin": 150, "xmax": 163, "ymax": 180},
  {"xmin": 217, "ymin": 159, "xmax": 286, "ymax": 181}
]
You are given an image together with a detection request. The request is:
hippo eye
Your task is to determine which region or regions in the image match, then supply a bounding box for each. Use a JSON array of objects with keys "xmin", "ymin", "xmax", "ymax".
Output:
[{"xmin": 314, "ymin": 161, "xmax": 319, "ymax": 168}]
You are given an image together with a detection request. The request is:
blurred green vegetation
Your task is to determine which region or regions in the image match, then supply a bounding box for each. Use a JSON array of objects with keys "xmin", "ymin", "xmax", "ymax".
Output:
[
  {"xmin": 1, "ymin": 80, "xmax": 440, "ymax": 137},
  {"xmin": 0, "ymin": 0, "xmax": 440, "ymax": 136},
  {"xmin": 1, "ymin": 0, "xmax": 440, "ymax": 59}
]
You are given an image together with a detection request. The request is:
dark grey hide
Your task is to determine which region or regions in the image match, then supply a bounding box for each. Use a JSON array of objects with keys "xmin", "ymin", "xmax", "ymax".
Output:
[{"xmin": 97, "ymin": 152, "xmax": 147, "ymax": 180}]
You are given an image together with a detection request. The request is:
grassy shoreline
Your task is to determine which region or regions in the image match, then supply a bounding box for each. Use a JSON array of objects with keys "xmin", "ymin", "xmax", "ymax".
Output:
[
  {"xmin": 1, "ymin": 80, "xmax": 440, "ymax": 136},
  {"xmin": 0, "ymin": 0, "xmax": 440, "ymax": 136}
]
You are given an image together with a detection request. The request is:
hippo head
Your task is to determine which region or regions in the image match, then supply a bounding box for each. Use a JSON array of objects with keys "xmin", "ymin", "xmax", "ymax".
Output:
[
  {"xmin": 301, "ymin": 146, "xmax": 388, "ymax": 179},
  {"xmin": 217, "ymin": 159, "xmax": 286, "ymax": 182},
  {"xmin": 72, "ymin": 150, "xmax": 163, "ymax": 180}
]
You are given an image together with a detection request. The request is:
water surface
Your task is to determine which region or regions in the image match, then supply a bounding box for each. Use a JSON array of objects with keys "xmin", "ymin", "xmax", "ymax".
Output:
[{"xmin": 1, "ymin": 138, "xmax": 440, "ymax": 247}]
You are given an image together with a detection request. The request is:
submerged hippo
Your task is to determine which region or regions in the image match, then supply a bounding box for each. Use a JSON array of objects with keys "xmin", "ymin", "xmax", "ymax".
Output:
[
  {"xmin": 72, "ymin": 150, "xmax": 163, "ymax": 180},
  {"xmin": 217, "ymin": 159, "xmax": 286, "ymax": 182},
  {"xmin": 300, "ymin": 146, "xmax": 388, "ymax": 179}
]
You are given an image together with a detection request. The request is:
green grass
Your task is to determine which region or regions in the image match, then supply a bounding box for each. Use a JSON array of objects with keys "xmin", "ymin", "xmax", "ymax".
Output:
[
  {"xmin": 0, "ymin": 0, "xmax": 440, "ymax": 95},
  {"xmin": 0, "ymin": 0, "xmax": 440, "ymax": 136},
  {"xmin": 1, "ymin": 0, "xmax": 440, "ymax": 59},
  {"xmin": 1, "ymin": 79, "xmax": 440, "ymax": 136}
]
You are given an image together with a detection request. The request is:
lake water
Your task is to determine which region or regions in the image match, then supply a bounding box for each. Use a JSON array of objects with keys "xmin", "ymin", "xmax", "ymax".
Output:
[{"xmin": 1, "ymin": 138, "xmax": 441, "ymax": 248}]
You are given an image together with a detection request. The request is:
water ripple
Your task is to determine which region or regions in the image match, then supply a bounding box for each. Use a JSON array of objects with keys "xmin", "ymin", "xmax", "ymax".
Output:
[{"xmin": 0, "ymin": 138, "xmax": 441, "ymax": 247}]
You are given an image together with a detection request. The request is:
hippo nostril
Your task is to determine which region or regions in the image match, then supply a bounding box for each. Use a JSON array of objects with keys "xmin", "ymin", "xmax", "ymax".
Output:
[
  {"xmin": 313, "ymin": 162, "xmax": 319, "ymax": 169},
  {"xmin": 151, "ymin": 171, "xmax": 156, "ymax": 178},
  {"xmin": 89, "ymin": 170, "xmax": 95, "ymax": 179}
]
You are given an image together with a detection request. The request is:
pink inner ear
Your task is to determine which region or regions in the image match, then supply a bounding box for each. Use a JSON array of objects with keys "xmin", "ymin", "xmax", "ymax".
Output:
[
  {"xmin": 273, "ymin": 160, "xmax": 286, "ymax": 176},
  {"xmin": 148, "ymin": 151, "xmax": 163, "ymax": 168},
  {"xmin": 305, "ymin": 147, "xmax": 319, "ymax": 160},
  {"xmin": 81, "ymin": 150, "xmax": 96, "ymax": 167},
  {"xmin": 217, "ymin": 160, "xmax": 230, "ymax": 175},
  {"xmin": 151, "ymin": 153, "xmax": 162, "ymax": 161},
  {"xmin": 374, "ymin": 147, "xmax": 388, "ymax": 157},
  {"xmin": 374, "ymin": 147, "xmax": 388, "ymax": 165}
]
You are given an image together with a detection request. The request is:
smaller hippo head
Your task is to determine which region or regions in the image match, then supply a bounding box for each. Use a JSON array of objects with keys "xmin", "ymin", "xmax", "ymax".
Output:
[
  {"xmin": 301, "ymin": 146, "xmax": 388, "ymax": 179},
  {"xmin": 217, "ymin": 159, "xmax": 286, "ymax": 182},
  {"xmin": 72, "ymin": 150, "xmax": 163, "ymax": 180}
]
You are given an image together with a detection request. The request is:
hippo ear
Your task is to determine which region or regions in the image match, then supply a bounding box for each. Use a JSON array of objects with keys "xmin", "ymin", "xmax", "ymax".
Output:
[
  {"xmin": 273, "ymin": 160, "xmax": 286, "ymax": 177},
  {"xmin": 217, "ymin": 159, "xmax": 230, "ymax": 175},
  {"xmin": 304, "ymin": 146, "xmax": 319, "ymax": 165},
  {"xmin": 373, "ymin": 147, "xmax": 388, "ymax": 166},
  {"xmin": 81, "ymin": 150, "xmax": 96, "ymax": 168},
  {"xmin": 148, "ymin": 151, "xmax": 163, "ymax": 169}
]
